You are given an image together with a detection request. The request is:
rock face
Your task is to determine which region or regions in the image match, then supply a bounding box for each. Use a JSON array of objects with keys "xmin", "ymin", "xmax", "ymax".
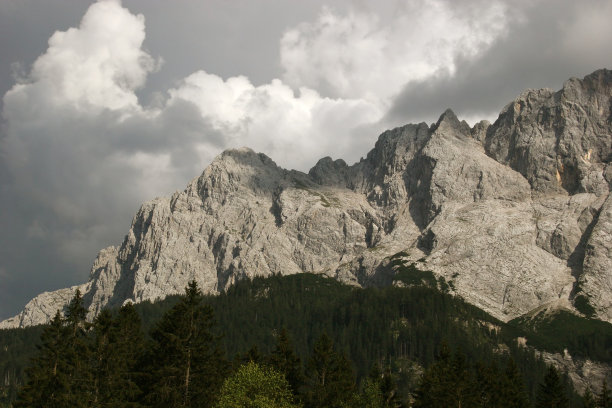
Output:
[{"xmin": 2, "ymin": 69, "xmax": 611, "ymax": 329}]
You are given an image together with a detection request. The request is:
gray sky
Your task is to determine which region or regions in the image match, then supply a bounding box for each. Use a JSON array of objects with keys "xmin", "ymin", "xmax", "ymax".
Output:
[{"xmin": 1, "ymin": 0, "xmax": 611, "ymax": 320}]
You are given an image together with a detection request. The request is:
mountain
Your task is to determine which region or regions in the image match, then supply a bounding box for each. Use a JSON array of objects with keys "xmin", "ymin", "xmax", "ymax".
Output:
[{"xmin": 2, "ymin": 69, "xmax": 611, "ymax": 329}]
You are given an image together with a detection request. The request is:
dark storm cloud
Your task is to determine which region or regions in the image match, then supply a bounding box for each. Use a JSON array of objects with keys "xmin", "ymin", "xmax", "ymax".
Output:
[{"xmin": 385, "ymin": 0, "xmax": 612, "ymax": 126}]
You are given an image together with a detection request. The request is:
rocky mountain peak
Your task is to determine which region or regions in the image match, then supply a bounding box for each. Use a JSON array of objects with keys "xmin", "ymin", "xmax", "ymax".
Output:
[
  {"xmin": 431, "ymin": 108, "xmax": 472, "ymax": 136},
  {"xmin": 2, "ymin": 69, "xmax": 611, "ymax": 330},
  {"xmin": 308, "ymin": 156, "xmax": 349, "ymax": 187},
  {"xmin": 485, "ymin": 68, "xmax": 612, "ymax": 196}
]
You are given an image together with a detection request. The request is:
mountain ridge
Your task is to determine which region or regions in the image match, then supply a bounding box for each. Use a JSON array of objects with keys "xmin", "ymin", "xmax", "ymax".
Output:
[{"xmin": 2, "ymin": 68, "xmax": 611, "ymax": 329}]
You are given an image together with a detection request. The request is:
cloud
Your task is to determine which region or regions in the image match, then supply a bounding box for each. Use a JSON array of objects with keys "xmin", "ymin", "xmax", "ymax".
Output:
[
  {"xmin": 167, "ymin": 71, "xmax": 382, "ymax": 167},
  {"xmin": 5, "ymin": 0, "xmax": 158, "ymax": 114},
  {"xmin": 280, "ymin": 0, "xmax": 511, "ymax": 103},
  {"xmin": 385, "ymin": 0, "xmax": 612, "ymax": 126},
  {"xmin": 2, "ymin": 0, "xmax": 610, "ymax": 319},
  {"xmin": 0, "ymin": 0, "xmax": 386, "ymax": 317}
]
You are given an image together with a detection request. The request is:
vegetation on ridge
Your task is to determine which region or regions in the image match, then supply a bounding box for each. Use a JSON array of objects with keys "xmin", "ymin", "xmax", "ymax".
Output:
[{"xmin": 1, "ymin": 272, "xmax": 610, "ymax": 407}]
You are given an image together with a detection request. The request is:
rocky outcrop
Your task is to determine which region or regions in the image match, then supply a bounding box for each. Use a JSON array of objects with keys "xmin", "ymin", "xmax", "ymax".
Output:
[
  {"xmin": 485, "ymin": 69, "xmax": 612, "ymax": 196},
  {"xmin": 540, "ymin": 350, "xmax": 612, "ymax": 395},
  {"xmin": 2, "ymin": 69, "xmax": 611, "ymax": 329}
]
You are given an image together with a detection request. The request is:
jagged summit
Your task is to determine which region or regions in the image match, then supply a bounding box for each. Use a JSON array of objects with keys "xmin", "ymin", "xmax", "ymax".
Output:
[{"xmin": 2, "ymin": 69, "xmax": 611, "ymax": 329}]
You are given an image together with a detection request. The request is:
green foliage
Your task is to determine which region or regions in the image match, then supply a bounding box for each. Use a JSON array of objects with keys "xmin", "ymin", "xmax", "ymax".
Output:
[
  {"xmin": 536, "ymin": 366, "xmax": 569, "ymax": 408},
  {"xmin": 582, "ymin": 388, "xmax": 596, "ymax": 408},
  {"xmin": 600, "ymin": 379, "xmax": 611, "ymax": 408},
  {"xmin": 215, "ymin": 361, "xmax": 300, "ymax": 408},
  {"xmin": 13, "ymin": 311, "xmax": 72, "ymax": 408},
  {"xmin": 0, "ymin": 325, "xmax": 43, "ymax": 406},
  {"xmin": 499, "ymin": 358, "xmax": 530, "ymax": 408},
  {"xmin": 89, "ymin": 303, "xmax": 145, "ymax": 407},
  {"xmin": 413, "ymin": 344, "xmax": 479, "ymax": 408},
  {"xmin": 508, "ymin": 310, "xmax": 612, "ymax": 363},
  {"xmin": 0, "ymin": 273, "xmax": 593, "ymax": 407},
  {"xmin": 268, "ymin": 328, "xmax": 303, "ymax": 397},
  {"xmin": 359, "ymin": 364, "xmax": 404, "ymax": 408},
  {"xmin": 573, "ymin": 287, "xmax": 596, "ymax": 318},
  {"xmin": 142, "ymin": 280, "xmax": 228, "ymax": 408},
  {"xmin": 389, "ymin": 260, "xmax": 437, "ymax": 288},
  {"xmin": 303, "ymin": 333, "xmax": 357, "ymax": 408}
]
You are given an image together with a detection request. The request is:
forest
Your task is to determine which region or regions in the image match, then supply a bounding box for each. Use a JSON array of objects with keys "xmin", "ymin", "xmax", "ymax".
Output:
[{"xmin": 1, "ymin": 269, "xmax": 611, "ymax": 407}]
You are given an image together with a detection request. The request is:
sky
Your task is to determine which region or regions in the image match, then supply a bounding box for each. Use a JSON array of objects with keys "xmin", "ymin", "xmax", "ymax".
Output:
[{"xmin": 0, "ymin": 0, "xmax": 611, "ymax": 320}]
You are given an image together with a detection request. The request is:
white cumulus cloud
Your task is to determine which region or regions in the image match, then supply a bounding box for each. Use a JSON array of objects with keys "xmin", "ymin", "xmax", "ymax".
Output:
[
  {"xmin": 0, "ymin": 0, "xmax": 385, "ymax": 278},
  {"xmin": 280, "ymin": 0, "xmax": 510, "ymax": 103}
]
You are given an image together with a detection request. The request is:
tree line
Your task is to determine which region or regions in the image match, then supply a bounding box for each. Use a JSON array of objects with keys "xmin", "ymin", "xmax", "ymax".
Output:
[{"xmin": 5, "ymin": 273, "xmax": 611, "ymax": 407}]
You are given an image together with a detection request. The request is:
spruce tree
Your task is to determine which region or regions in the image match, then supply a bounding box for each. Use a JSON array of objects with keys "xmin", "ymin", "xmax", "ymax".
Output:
[
  {"xmin": 582, "ymin": 388, "xmax": 596, "ymax": 408},
  {"xmin": 89, "ymin": 304, "xmax": 144, "ymax": 407},
  {"xmin": 600, "ymin": 379, "xmax": 611, "ymax": 408},
  {"xmin": 110, "ymin": 303, "xmax": 145, "ymax": 406},
  {"xmin": 379, "ymin": 367, "xmax": 403, "ymax": 408},
  {"xmin": 14, "ymin": 291, "xmax": 91, "ymax": 407},
  {"xmin": 63, "ymin": 289, "xmax": 91, "ymax": 407},
  {"xmin": 475, "ymin": 361, "xmax": 500, "ymax": 408},
  {"xmin": 143, "ymin": 280, "xmax": 228, "ymax": 408},
  {"xmin": 89, "ymin": 309, "xmax": 114, "ymax": 407},
  {"xmin": 413, "ymin": 343, "xmax": 453, "ymax": 408},
  {"xmin": 413, "ymin": 344, "xmax": 478, "ymax": 408},
  {"xmin": 13, "ymin": 311, "xmax": 71, "ymax": 408},
  {"xmin": 269, "ymin": 328, "xmax": 303, "ymax": 397},
  {"xmin": 302, "ymin": 333, "xmax": 356, "ymax": 408},
  {"xmin": 536, "ymin": 366, "xmax": 568, "ymax": 408},
  {"xmin": 241, "ymin": 345, "xmax": 264, "ymax": 365},
  {"xmin": 360, "ymin": 365, "xmax": 384, "ymax": 408},
  {"xmin": 500, "ymin": 358, "xmax": 529, "ymax": 408}
]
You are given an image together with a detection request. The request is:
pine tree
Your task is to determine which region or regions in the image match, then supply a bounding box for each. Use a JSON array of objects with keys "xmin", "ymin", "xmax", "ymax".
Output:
[
  {"xmin": 536, "ymin": 366, "xmax": 569, "ymax": 408},
  {"xmin": 89, "ymin": 309, "xmax": 114, "ymax": 407},
  {"xmin": 110, "ymin": 303, "xmax": 145, "ymax": 406},
  {"xmin": 475, "ymin": 361, "xmax": 500, "ymax": 408},
  {"xmin": 360, "ymin": 365, "xmax": 384, "ymax": 408},
  {"xmin": 242, "ymin": 345, "xmax": 264, "ymax": 365},
  {"xmin": 89, "ymin": 304, "xmax": 144, "ymax": 407},
  {"xmin": 582, "ymin": 388, "xmax": 596, "ymax": 408},
  {"xmin": 62, "ymin": 289, "xmax": 91, "ymax": 407},
  {"xmin": 500, "ymin": 358, "xmax": 529, "ymax": 408},
  {"xmin": 599, "ymin": 379, "xmax": 611, "ymax": 408},
  {"xmin": 13, "ymin": 311, "xmax": 71, "ymax": 408},
  {"xmin": 302, "ymin": 333, "xmax": 356, "ymax": 408},
  {"xmin": 269, "ymin": 328, "xmax": 303, "ymax": 397},
  {"xmin": 413, "ymin": 344, "xmax": 478, "ymax": 408},
  {"xmin": 413, "ymin": 343, "xmax": 452, "ymax": 408},
  {"xmin": 143, "ymin": 280, "xmax": 228, "ymax": 408}
]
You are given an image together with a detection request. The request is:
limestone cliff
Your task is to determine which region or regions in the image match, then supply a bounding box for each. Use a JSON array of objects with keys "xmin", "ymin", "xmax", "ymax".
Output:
[{"xmin": 2, "ymin": 69, "xmax": 611, "ymax": 329}]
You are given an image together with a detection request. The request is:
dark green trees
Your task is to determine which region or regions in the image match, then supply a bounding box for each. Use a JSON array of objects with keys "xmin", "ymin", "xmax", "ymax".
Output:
[
  {"xmin": 13, "ymin": 292, "xmax": 146, "ymax": 408},
  {"xmin": 89, "ymin": 304, "xmax": 144, "ymax": 407},
  {"xmin": 536, "ymin": 366, "xmax": 569, "ymax": 408},
  {"xmin": 582, "ymin": 388, "xmax": 596, "ymax": 408},
  {"xmin": 360, "ymin": 364, "xmax": 404, "ymax": 408},
  {"xmin": 499, "ymin": 358, "xmax": 530, "ymax": 408},
  {"xmin": 13, "ymin": 290, "xmax": 90, "ymax": 407},
  {"xmin": 414, "ymin": 344, "xmax": 478, "ymax": 408},
  {"xmin": 13, "ymin": 311, "xmax": 70, "ymax": 408},
  {"xmin": 600, "ymin": 379, "xmax": 611, "ymax": 408},
  {"xmin": 269, "ymin": 328, "xmax": 303, "ymax": 397},
  {"xmin": 143, "ymin": 280, "xmax": 228, "ymax": 408},
  {"xmin": 302, "ymin": 333, "xmax": 357, "ymax": 408},
  {"xmin": 413, "ymin": 346, "xmax": 531, "ymax": 408}
]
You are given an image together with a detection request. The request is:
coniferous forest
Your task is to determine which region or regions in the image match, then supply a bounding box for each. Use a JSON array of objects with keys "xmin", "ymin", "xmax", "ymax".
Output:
[{"xmin": 1, "ymin": 271, "xmax": 611, "ymax": 407}]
